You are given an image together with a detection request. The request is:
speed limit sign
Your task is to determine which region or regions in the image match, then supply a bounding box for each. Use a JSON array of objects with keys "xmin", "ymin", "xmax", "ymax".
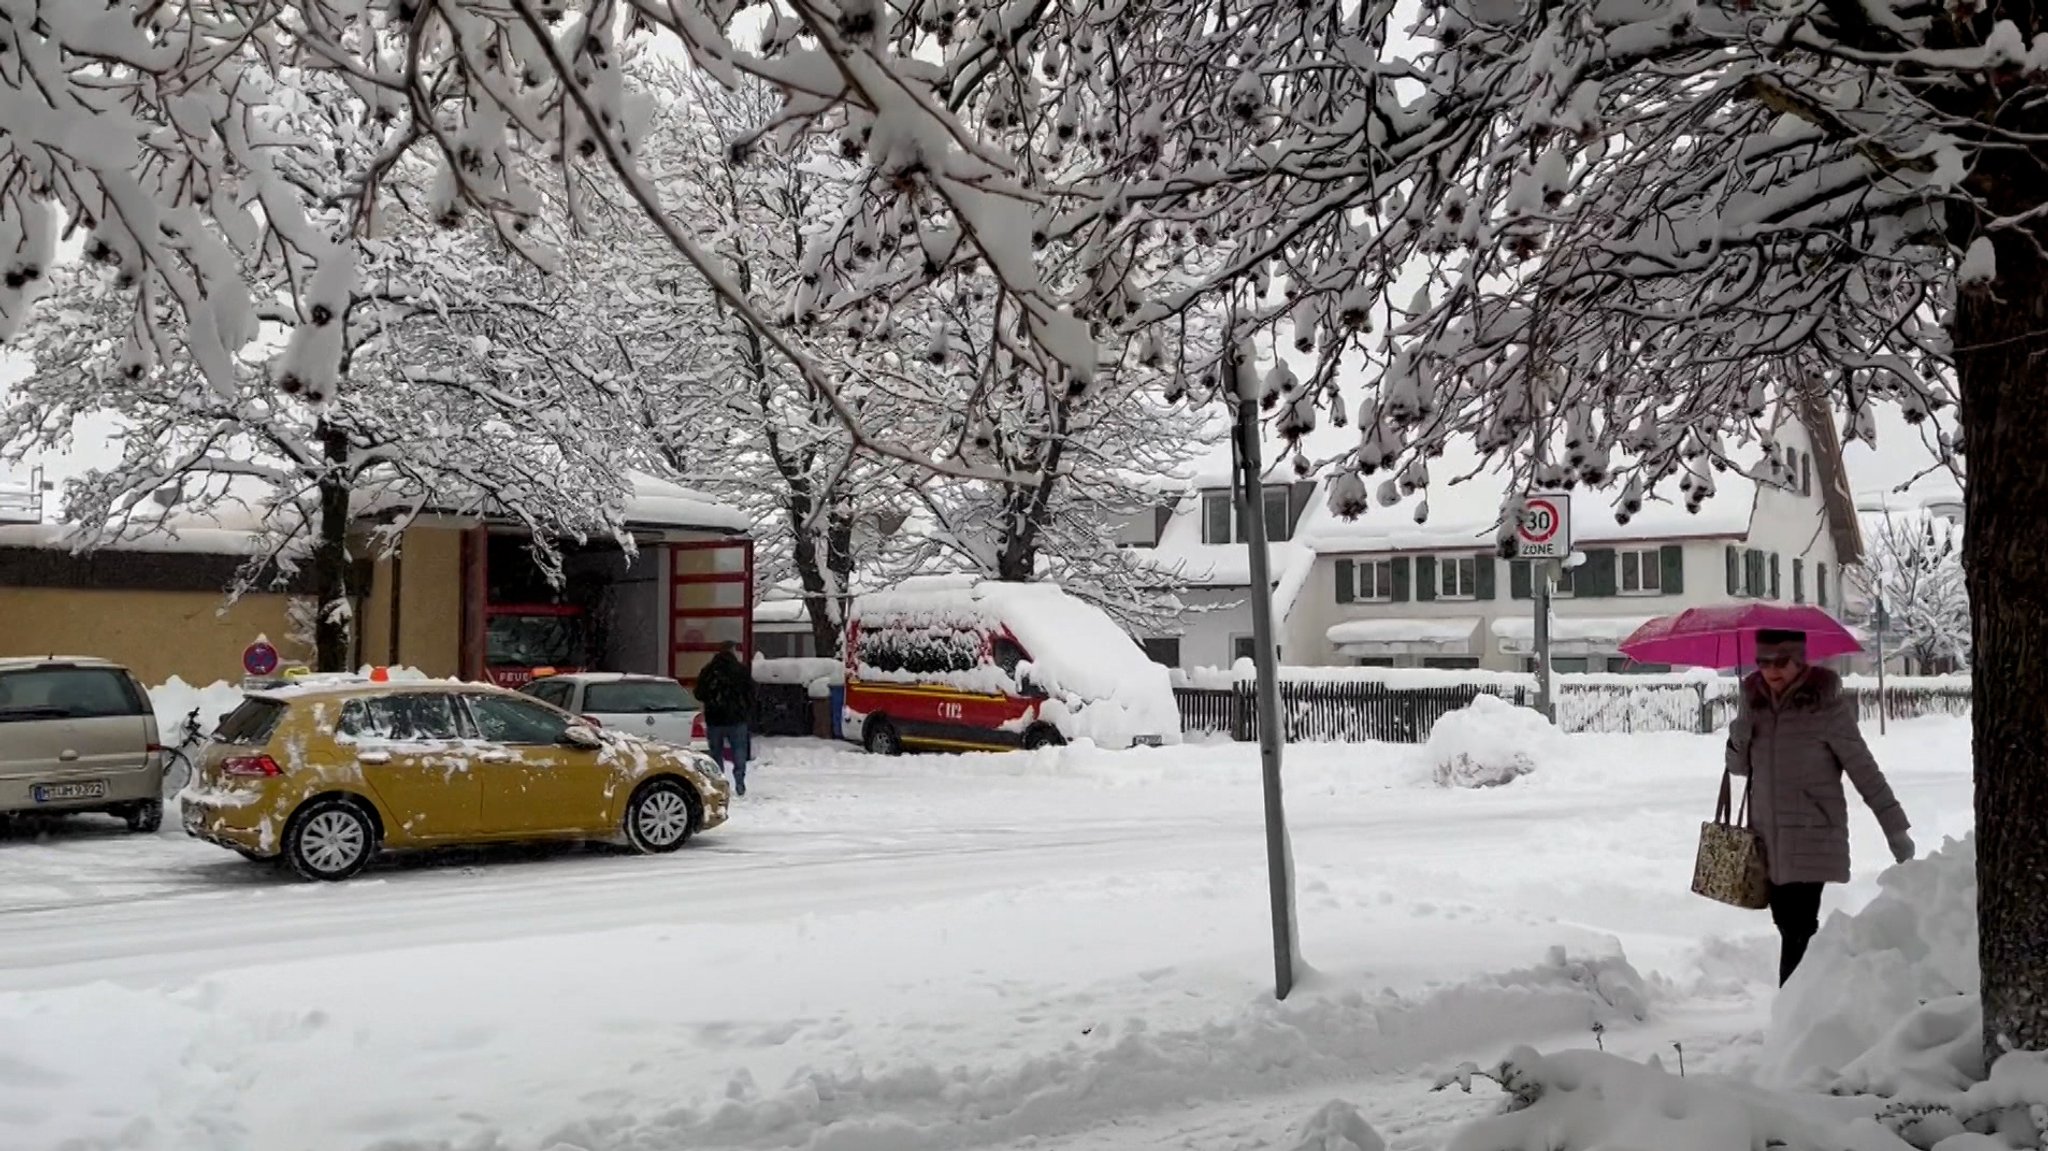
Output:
[{"xmin": 1516, "ymin": 492, "xmax": 1572, "ymax": 559}]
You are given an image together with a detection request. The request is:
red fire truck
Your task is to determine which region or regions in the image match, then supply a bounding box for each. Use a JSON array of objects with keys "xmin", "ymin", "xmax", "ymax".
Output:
[{"xmin": 841, "ymin": 578, "xmax": 1176, "ymax": 754}]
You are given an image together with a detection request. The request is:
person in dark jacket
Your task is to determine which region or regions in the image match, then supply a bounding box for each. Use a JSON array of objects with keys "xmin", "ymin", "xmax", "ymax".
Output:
[
  {"xmin": 1726, "ymin": 628, "xmax": 1914, "ymax": 985},
  {"xmin": 696, "ymin": 643, "xmax": 755, "ymax": 796}
]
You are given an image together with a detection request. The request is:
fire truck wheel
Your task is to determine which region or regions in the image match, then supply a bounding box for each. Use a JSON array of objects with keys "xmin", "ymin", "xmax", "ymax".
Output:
[
  {"xmin": 863, "ymin": 717, "xmax": 903, "ymax": 756},
  {"xmin": 1023, "ymin": 725, "xmax": 1065, "ymax": 750}
]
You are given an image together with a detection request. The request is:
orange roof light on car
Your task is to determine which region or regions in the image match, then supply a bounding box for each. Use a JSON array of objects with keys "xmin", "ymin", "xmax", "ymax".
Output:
[{"xmin": 532, "ymin": 667, "xmax": 558, "ymax": 679}]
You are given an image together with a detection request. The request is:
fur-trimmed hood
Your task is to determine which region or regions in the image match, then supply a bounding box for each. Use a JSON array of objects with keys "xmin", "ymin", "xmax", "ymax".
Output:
[{"xmin": 1742, "ymin": 665, "xmax": 1843, "ymax": 711}]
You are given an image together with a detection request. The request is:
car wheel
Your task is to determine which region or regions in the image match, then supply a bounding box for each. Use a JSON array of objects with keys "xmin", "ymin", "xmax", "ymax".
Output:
[
  {"xmin": 1023, "ymin": 726, "xmax": 1065, "ymax": 751},
  {"xmin": 124, "ymin": 800, "xmax": 164, "ymax": 834},
  {"xmin": 286, "ymin": 799, "xmax": 377, "ymax": 882},
  {"xmin": 864, "ymin": 717, "xmax": 903, "ymax": 756},
  {"xmin": 626, "ymin": 778, "xmax": 697, "ymax": 854}
]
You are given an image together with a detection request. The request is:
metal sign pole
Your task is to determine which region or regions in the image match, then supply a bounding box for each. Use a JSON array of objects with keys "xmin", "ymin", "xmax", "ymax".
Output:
[
  {"xmin": 1534, "ymin": 561, "xmax": 1556, "ymax": 721},
  {"xmin": 1875, "ymin": 598, "xmax": 1889, "ymax": 735},
  {"xmin": 1229, "ymin": 343, "xmax": 1298, "ymax": 1002}
]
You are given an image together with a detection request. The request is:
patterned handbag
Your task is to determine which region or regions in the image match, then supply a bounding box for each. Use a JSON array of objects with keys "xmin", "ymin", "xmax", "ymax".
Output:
[{"xmin": 1692, "ymin": 769, "xmax": 1770, "ymax": 909}]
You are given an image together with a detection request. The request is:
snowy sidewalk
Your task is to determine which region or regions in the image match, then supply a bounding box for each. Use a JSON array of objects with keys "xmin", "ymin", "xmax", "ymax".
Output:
[{"xmin": 0, "ymin": 724, "xmax": 1974, "ymax": 1151}]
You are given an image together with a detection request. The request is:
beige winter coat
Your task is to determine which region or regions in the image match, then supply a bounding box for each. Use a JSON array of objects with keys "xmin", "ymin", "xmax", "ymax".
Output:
[{"xmin": 1725, "ymin": 667, "xmax": 1909, "ymax": 886}]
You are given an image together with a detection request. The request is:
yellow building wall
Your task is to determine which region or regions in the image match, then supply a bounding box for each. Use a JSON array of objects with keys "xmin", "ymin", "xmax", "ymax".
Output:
[
  {"xmin": 393, "ymin": 526, "xmax": 463, "ymax": 678},
  {"xmin": 0, "ymin": 587, "xmax": 306, "ymax": 688}
]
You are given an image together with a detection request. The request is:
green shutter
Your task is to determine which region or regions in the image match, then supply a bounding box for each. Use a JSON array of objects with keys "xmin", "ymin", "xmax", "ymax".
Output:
[
  {"xmin": 1748, "ymin": 550, "xmax": 1766, "ymax": 597},
  {"xmin": 1582, "ymin": 548, "xmax": 1618, "ymax": 597},
  {"xmin": 1726, "ymin": 546, "xmax": 1739, "ymax": 595},
  {"xmin": 1793, "ymin": 558, "xmax": 1805, "ymax": 603},
  {"xmin": 1818, "ymin": 563, "xmax": 1829, "ymax": 607},
  {"xmin": 1510, "ymin": 560, "xmax": 1532, "ymax": 600},
  {"xmin": 1414, "ymin": 556, "xmax": 1438, "ymax": 602},
  {"xmin": 1770, "ymin": 553, "xmax": 1781, "ymax": 600},
  {"xmin": 1336, "ymin": 559, "xmax": 1355, "ymax": 604},
  {"xmin": 1391, "ymin": 557, "xmax": 1410, "ymax": 602},
  {"xmin": 1660, "ymin": 545, "xmax": 1684, "ymax": 595},
  {"xmin": 1475, "ymin": 554, "xmax": 1497, "ymax": 600}
]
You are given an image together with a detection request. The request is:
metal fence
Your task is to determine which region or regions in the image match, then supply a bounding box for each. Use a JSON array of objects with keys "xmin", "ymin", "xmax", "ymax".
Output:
[{"xmin": 1178, "ymin": 678, "xmax": 1973, "ymax": 743}]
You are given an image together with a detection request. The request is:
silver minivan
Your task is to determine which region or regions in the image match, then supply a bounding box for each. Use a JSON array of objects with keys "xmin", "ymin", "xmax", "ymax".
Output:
[{"xmin": 0, "ymin": 657, "xmax": 164, "ymax": 831}]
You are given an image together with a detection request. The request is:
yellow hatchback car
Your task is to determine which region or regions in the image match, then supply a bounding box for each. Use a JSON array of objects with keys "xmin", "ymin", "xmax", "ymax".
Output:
[{"xmin": 182, "ymin": 679, "xmax": 730, "ymax": 881}]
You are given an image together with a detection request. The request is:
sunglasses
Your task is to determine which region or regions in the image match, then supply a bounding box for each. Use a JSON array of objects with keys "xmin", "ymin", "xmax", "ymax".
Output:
[{"xmin": 1755, "ymin": 654, "xmax": 1804, "ymax": 669}]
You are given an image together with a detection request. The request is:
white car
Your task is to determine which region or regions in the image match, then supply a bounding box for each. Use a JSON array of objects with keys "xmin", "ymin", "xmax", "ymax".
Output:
[{"xmin": 520, "ymin": 673, "xmax": 704, "ymax": 749}]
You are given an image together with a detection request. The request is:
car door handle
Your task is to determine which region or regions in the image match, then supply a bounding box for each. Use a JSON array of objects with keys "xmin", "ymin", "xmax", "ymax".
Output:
[
  {"xmin": 58, "ymin": 750, "xmax": 79, "ymax": 762},
  {"xmin": 357, "ymin": 751, "xmax": 392, "ymax": 765}
]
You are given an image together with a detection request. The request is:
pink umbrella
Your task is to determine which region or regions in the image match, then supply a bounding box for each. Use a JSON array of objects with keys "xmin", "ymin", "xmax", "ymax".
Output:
[{"xmin": 1619, "ymin": 604, "xmax": 1864, "ymax": 670}]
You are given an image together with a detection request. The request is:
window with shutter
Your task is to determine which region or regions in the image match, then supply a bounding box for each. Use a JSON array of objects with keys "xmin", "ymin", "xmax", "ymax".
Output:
[
  {"xmin": 1618, "ymin": 548, "xmax": 1662, "ymax": 594},
  {"xmin": 1435, "ymin": 555, "xmax": 1479, "ymax": 599},
  {"xmin": 1770, "ymin": 553, "xmax": 1782, "ymax": 599},
  {"xmin": 1358, "ymin": 561, "xmax": 1395, "ymax": 601},
  {"xmin": 1335, "ymin": 559, "xmax": 1355, "ymax": 603},
  {"xmin": 1818, "ymin": 563, "xmax": 1830, "ymax": 607},
  {"xmin": 1794, "ymin": 559, "xmax": 1806, "ymax": 603}
]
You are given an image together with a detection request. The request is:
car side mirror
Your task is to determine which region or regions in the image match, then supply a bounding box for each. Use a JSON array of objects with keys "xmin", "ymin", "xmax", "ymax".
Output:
[{"xmin": 562, "ymin": 725, "xmax": 602, "ymax": 750}]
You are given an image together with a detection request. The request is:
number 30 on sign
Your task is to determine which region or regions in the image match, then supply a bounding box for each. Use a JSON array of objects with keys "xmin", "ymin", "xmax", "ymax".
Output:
[{"xmin": 1516, "ymin": 492, "xmax": 1572, "ymax": 559}]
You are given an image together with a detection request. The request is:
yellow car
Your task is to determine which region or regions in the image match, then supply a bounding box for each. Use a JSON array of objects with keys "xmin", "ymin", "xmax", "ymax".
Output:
[{"xmin": 181, "ymin": 678, "xmax": 730, "ymax": 881}]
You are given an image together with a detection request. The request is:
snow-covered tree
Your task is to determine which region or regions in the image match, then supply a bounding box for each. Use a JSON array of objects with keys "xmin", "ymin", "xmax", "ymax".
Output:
[
  {"xmin": 1855, "ymin": 511, "xmax": 1970, "ymax": 676},
  {"xmin": 590, "ymin": 0, "xmax": 2040, "ymax": 1060},
  {"xmin": 585, "ymin": 66, "xmax": 906, "ymax": 658}
]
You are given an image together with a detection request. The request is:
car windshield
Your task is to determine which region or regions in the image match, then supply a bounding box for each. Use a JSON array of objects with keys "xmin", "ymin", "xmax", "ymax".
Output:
[
  {"xmin": 486, "ymin": 614, "xmax": 586, "ymax": 668},
  {"xmin": 584, "ymin": 680, "xmax": 697, "ymax": 714},
  {"xmin": 0, "ymin": 667, "xmax": 144, "ymax": 722}
]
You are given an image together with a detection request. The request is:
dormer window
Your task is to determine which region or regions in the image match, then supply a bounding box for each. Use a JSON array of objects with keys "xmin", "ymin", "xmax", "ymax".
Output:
[{"xmin": 1200, "ymin": 488, "xmax": 1292, "ymax": 544}]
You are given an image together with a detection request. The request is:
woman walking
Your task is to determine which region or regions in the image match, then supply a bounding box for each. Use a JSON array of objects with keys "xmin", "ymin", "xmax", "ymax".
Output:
[{"xmin": 1726, "ymin": 628, "xmax": 1916, "ymax": 985}]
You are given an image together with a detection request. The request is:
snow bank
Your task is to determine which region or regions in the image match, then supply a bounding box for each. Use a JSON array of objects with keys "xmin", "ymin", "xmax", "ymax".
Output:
[
  {"xmin": 1424, "ymin": 693, "xmax": 1556, "ymax": 788},
  {"xmin": 1758, "ymin": 834, "xmax": 1979, "ymax": 1091},
  {"xmin": 1176, "ymin": 664, "xmax": 1730, "ymax": 691},
  {"xmin": 1437, "ymin": 1047, "xmax": 1917, "ymax": 1151}
]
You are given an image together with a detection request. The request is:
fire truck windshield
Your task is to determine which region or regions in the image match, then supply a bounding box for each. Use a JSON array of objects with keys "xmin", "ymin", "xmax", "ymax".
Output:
[{"xmin": 486, "ymin": 613, "xmax": 587, "ymax": 669}]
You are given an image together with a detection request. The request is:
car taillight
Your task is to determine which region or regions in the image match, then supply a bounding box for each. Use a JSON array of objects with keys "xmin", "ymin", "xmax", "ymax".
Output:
[
  {"xmin": 690, "ymin": 713, "xmax": 705, "ymax": 740},
  {"xmin": 221, "ymin": 755, "xmax": 282, "ymax": 777},
  {"xmin": 580, "ymin": 715, "xmax": 603, "ymax": 727},
  {"xmin": 146, "ymin": 743, "xmax": 165, "ymax": 754}
]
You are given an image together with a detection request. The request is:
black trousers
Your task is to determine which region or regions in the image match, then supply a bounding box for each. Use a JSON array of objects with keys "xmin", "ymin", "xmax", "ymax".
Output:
[{"xmin": 1770, "ymin": 881, "xmax": 1826, "ymax": 985}]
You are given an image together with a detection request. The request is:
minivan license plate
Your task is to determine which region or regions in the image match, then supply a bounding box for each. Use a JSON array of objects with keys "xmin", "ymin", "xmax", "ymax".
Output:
[{"xmin": 33, "ymin": 780, "xmax": 107, "ymax": 802}]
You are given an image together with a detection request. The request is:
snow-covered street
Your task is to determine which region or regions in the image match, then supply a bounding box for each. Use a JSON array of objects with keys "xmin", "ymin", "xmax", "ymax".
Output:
[{"xmin": 0, "ymin": 723, "xmax": 1975, "ymax": 1151}]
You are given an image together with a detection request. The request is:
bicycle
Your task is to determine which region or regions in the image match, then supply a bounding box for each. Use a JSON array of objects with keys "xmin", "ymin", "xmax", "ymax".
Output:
[{"xmin": 160, "ymin": 707, "xmax": 208, "ymax": 799}]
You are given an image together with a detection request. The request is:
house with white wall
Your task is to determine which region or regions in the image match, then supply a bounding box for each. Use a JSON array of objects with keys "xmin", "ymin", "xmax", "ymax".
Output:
[{"xmin": 1123, "ymin": 401, "xmax": 1866, "ymax": 673}]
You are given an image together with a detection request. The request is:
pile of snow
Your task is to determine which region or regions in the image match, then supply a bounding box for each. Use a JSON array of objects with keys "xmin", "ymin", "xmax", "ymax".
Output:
[
  {"xmin": 1758, "ymin": 834, "xmax": 1980, "ymax": 1091},
  {"xmin": 851, "ymin": 577, "xmax": 1180, "ymax": 745},
  {"xmin": 1288, "ymin": 1101, "xmax": 1385, "ymax": 1151},
  {"xmin": 1423, "ymin": 694, "xmax": 1557, "ymax": 788}
]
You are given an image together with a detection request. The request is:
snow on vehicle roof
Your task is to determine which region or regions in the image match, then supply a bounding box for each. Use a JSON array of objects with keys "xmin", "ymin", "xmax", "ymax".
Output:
[
  {"xmin": 539, "ymin": 672, "xmax": 677, "ymax": 684},
  {"xmin": 851, "ymin": 578, "xmax": 1179, "ymax": 741}
]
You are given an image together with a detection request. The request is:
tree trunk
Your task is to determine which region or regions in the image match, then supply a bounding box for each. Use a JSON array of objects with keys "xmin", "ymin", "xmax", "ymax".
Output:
[
  {"xmin": 785, "ymin": 487, "xmax": 840, "ymax": 660},
  {"xmin": 312, "ymin": 422, "xmax": 354, "ymax": 673},
  {"xmin": 1956, "ymin": 251, "xmax": 2048, "ymax": 1066}
]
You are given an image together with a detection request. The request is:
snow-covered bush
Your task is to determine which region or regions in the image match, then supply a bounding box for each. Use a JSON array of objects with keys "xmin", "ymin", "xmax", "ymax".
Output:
[{"xmin": 1424, "ymin": 695, "xmax": 1557, "ymax": 789}]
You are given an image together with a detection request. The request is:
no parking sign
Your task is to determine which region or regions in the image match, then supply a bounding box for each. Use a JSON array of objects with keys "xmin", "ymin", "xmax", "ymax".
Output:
[{"xmin": 242, "ymin": 640, "xmax": 280, "ymax": 678}]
